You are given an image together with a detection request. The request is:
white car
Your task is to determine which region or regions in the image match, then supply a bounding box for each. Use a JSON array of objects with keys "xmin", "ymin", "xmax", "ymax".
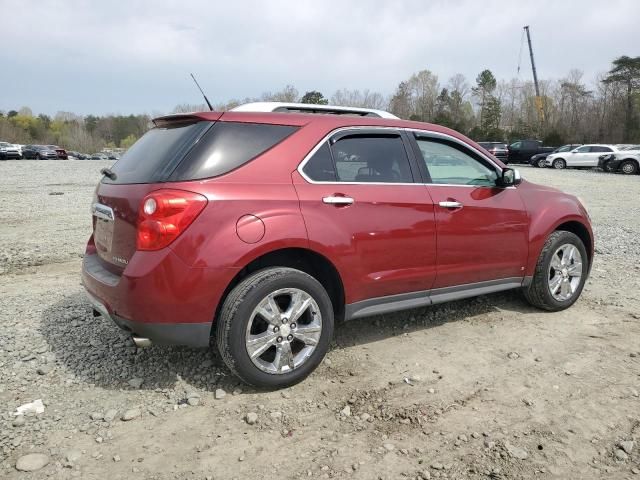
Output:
[{"xmin": 545, "ymin": 144, "xmax": 619, "ymax": 169}]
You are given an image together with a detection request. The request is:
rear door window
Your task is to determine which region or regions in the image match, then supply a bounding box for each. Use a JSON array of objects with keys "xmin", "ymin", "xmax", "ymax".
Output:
[
  {"xmin": 302, "ymin": 142, "xmax": 337, "ymax": 181},
  {"xmin": 329, "ymin": 134, "xmax": 413, "ymax": 183}
]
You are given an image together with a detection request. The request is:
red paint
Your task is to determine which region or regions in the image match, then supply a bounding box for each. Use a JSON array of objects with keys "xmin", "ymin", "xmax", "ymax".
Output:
[{"xmin": 82, "ymin": 111, "xmax": 593, "ymax": 337}]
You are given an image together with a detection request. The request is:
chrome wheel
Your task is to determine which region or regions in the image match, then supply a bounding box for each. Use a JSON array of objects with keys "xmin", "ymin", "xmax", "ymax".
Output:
[
  {"xmin": 553, "ymin": 159, "xmax": 566, "ymax": 169},
  {"xmin": 548, "ymin": 244, "xmax": 583, "ymax": 302},
  {"xmin": 245, "ymin": 288, "xmax": 322, "ymax": 375},
  {"xmin": 537, "ymin": 158, "xmax": 546, "ymax": 168},
  {"xmin": 621, "ymin": 161, "xmax": 637, "ymax": 175}
]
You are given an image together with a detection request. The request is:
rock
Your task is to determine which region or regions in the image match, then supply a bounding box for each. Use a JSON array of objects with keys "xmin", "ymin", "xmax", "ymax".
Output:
[
  {"xmin": 419, "ymin": 471, "xmax": 431, "ymax": 479},
  {"xmin": 269, "ymin": 411, "xmax": 283, "ymax": 420},
  {"xmin": 360, "ymin": 413, "xmax": 371, "ymax": 422},
  {"xmin": 245, "ymin": 412, "xmax": 258, "ymax": 425},
  {"xmin": 458, "ymin": 434, "xmax": 468, "ymax": 442},
  {"xmin": 65, "ymin": 449, "xmax": 82, "ymax": 463},
  {"xmin": 128, "ymin": 378, "xmax": 144, "ymax": 389},
  {"xmin": 409, "ymin": 375, "xmax": 422, "ymax": 383},
  {"xmin": 631, "ymin": 467, "xmax": 639, "ymax": 474},
  {"xmin": 121, "ymin": 408, "xmax": 141, "ymax": 421},
  {"xmin": 340, "ymin": 405, "xmax": 351, "ymax": 416},
  {"xmin": 113, "ymin": 455, "xmax": 121, "ymax": 462},
  {"xmin": 505, "ymin": 442, "xmax": 528, "ymax": 460},
  {"xmin": 214, "ymin": 389, "xmax": 226, "ymax": 400},
  {"xmin": 507, "ymin": 352, "xmax": 520, "ymax": 360},
  {"xmin": 383, "ymin": 443, "xmax": 395, "ymax": 451},
  {"xmin": 615, "ymin": 449, "xmax": 628, "ymax": 461},
  {"xmin": 187, "ymin": 397, "xmax": 200, "ymax": 406},
  {"xmin": 430, "ymin": 462, "xmax": 444, "ymax": 470},
  {"xmin": 12, "ymin": 415, "xmax": 26, "ymax": 427},
  {"xmin": 103, "ymin": 409, "xmax": 118, "ymax": 422},
  {"xmin": 36, "ymin": 365, "xmax": 52, "ymax": 375},
  {"xmin": 618, "ymin": 440, "xmax": 635, "ymax": 455},
  {"xmin": 427, "ymin": 388, "xmax": 435, "ymax": 394},
  {"xmin": 15, "ymin": 453, "xmax": 49, "ymax": 472},
  {"xmin": 90, "ymin": 412, "xmax": 103, "ymax": 421}
]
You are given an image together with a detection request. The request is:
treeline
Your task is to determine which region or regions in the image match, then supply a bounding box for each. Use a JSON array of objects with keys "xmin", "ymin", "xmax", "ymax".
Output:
[{"xmin": 2, "ymin": 55, "xmax": 639, "ymax": 151}]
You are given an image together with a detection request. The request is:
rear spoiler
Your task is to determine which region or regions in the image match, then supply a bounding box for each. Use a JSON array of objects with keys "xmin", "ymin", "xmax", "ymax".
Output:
[{"xmin": 153, "ymin": 112, "xmax": 223, "ymax": 128}]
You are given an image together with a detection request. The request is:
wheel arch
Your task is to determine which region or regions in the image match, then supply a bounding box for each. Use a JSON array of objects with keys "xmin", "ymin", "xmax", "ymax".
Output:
[
  {"xmin": 553, "ymin": 220, "xmax": 593, "ymax": 267},
  {"xmin": 212, "ymin": 247, "xmax": 346, "ymax": 333}
]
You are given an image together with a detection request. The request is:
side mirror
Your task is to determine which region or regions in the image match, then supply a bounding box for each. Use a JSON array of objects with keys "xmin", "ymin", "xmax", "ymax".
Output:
[{"xmin": 499, "ymin": 168, "xmax": 522, "ymax": 187}]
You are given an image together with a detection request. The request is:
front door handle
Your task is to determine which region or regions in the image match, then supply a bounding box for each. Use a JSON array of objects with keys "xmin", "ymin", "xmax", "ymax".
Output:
[
  {"xmin": 323, "ymin": 195, "xmax": 354, "ymax": 206},
  {"xmin": 439, "ymin": 200, "xmax": 463, "ymax": 209}
]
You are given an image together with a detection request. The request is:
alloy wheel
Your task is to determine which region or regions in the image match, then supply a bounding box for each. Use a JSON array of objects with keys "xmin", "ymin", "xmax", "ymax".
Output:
[
  {"xmin": 621, "ymin": 161, "xmax": 637, "ymax": 175},
  {"xmin": 547, "ymin": 244, "xmax": 583, "ymax": 302},
  {"xmin": 245, "ymin": 288, "xmax": 322, "ymax": 375}
]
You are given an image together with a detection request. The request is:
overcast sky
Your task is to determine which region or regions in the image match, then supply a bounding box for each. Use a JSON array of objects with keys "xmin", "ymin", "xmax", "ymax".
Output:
[{"xmin": 1, "ymin": 0, "xmax": 638, "ymax": 116}]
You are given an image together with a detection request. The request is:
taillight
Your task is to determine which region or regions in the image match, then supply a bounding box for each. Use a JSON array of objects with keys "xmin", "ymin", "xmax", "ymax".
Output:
[{"xmin": 136, "ymin": 189, "xmax": 207, "ymax": 251}]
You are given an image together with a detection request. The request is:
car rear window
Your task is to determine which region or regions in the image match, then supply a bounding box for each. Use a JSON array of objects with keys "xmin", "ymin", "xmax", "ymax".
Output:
[
  {"xmin": 103, "ymin": 121, "xmax": 297, "ymax": 184},
  {"xmin": 169, "ymin": 122, "xmax": 297, "ymax": 181},
  {"xmin": 102, "ymin": 120, "xmax": 212, "ymax": 184}
]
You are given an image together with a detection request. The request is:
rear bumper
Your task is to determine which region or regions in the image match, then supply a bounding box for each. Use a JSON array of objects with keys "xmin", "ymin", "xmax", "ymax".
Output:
[
  {"xmin": 85, "ymin": 290, "xmax": 211, "ymax": 347},
  {"xmin": 81, "ymin": 243, "xmax": 239, "ymax": 348}
]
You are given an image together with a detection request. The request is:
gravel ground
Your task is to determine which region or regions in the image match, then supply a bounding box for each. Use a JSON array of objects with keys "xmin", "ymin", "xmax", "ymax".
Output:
[{"xmin": 0, "ymin": 160, "xmax": 639, "ymax": 479}]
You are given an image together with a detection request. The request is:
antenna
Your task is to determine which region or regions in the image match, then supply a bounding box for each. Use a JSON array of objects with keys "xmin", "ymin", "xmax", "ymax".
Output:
[{"xmin": 190, "ymin": 73, "xmax": 213, "ymax": 111}]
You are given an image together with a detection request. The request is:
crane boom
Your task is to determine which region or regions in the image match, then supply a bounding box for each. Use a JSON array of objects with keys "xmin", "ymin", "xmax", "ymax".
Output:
[{"xmin": 523, "ymin": 25, "xmax": 544, "ymax": 121}]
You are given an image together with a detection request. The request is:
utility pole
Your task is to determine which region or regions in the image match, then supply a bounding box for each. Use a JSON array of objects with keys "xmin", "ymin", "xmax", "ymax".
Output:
[{"xmin": 524, "ymin": 25, "xmax": 544, "ymax": 123}]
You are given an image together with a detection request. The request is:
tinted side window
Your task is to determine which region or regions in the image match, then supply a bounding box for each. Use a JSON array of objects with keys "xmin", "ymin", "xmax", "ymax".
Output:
[
  {"xmin": 509, "ymin": 142, "xmax": 522, "ymax": 149},
  {"xmin": 302, "ymin": 142, "xmax": 337, "ymax": 181},
  {"xmin": 172, "ymin": 122, "xmax": 298, "ymax": 181},
  {"xmin": 416, "ymin": 137, "xmax": 498, "ymax": 186},
  {"xmin": 329, "ymin": 134, "xmax": 413, "ymax": 183}
]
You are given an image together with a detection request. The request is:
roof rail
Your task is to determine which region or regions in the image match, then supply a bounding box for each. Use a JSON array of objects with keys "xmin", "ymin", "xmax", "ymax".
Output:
[{"xmin": 230, "ymin": 102, "xmax": 399, "ymax": 119}]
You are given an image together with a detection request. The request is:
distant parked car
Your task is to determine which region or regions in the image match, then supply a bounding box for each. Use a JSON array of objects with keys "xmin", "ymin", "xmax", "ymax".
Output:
[
  {"xmin": 0, "ymin": 141, "xmax": 22, "ymax": 159},
  {"xmin": 545, "ymin": 144, "xmax": 619, "ymax": 169},
  {"xmin": 90, "ymin": 153, "xmax": 109, "ymax": 160},
  {"xmin": 107, "ymin": 154, "xmax": 120, "ymax": 160},
  {"xmin": 477, "ymin": 142, "xmax": 508, "ymax": 162},
  {"xmin": 45, "ymin": 145, "xmax": 68, "ymax": 159},
  {"xmin": 530, "ymin": 144, "xmax": 582, "ymax": 168},
  {"xmin": 507, "ymin": 140, "xmax": 556, "ymax": 164},
  {"xmin": 22, "ymin": 145, "xmax": 59, "ymax": 160},
  {"xmin": 598, "ymin": 149, "xmax": 640, "ymax": 175}
]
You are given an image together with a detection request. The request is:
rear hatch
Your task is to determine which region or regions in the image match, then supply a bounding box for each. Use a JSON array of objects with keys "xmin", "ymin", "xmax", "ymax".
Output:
[
  {"xmin": 91, "ymin": 113, "xmax": 298, "ymax": 273},
  {"xmin": 92, "ymin": 116, "xmax": 218, "ymax": 273}
]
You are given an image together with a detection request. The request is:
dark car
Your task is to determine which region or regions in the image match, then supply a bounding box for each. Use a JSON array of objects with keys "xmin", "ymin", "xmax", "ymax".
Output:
[
  {"xmin": 22, "ymin": 145, "xmax": 59, "ymax": 160},
  {"xmin": 82, "ymin": 102, "xmax": 593, "ymax": 388},
  {"xmin": 477, "ymin": 142, "xmax": 508, "ymax": 162},
  {"xmin": 508, "ymin": 140, "xmax": 556, "ymax": 164},
  {"xmin": 530, "ymin": 144, "xmax": 582, "ymax": 168},
  {"xmin": 46, "ymin": 145, "xmax": 68, "ymax": 159}
]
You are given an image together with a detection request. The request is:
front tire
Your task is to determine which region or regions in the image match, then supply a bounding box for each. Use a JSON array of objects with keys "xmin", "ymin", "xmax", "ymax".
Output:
[
  {"xmin": 216, "ymin": 267, "xmax": 334, "ymax": 388},
  {"xmin": 620, "ymin": 160, "xmax": 638, "ymax": 175},
  {"xmin": 523, "ymin": 231, "xmax": 588, "ymax": 311},
  {"xmin": 552, "ymin": 159, "xmax": 566, "ymax": 169},
  {"xmin": 537, "ymin": 158, "xmax": 547, "ymax": 168}
]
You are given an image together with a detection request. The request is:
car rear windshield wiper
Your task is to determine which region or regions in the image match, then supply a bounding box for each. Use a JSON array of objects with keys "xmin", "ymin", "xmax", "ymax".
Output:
[{"xmin": 100, "ymin": 167, "xmax": 117, "ymax": 180}]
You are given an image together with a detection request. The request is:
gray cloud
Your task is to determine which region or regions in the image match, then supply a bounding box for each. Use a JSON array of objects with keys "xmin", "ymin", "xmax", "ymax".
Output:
[{"xmin": 1, "ymin": 0, "xmax": 637, "ymax": 115}]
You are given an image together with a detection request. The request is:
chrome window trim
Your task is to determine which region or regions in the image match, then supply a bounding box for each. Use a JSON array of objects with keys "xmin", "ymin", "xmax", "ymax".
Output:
[
  {"xmin": 297, "ymin": 126, "xmax": 421, "ymax": 186},
  {"xmin": 297, "ymin": 126, "xmax": 509, "ymax": 188}
]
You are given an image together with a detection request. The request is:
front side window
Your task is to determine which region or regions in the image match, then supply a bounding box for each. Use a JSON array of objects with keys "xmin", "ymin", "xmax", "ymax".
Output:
[
  {"xmin": 416, "ymin": 137, "xmax": 499, "ymax": 186},
  {"xmin": 509, "ymin": 141, "xmax": 522, "ymax": 149},
  {"xmin": 330, "ymin": 134, "xmax": 413, "ymax": 183}
]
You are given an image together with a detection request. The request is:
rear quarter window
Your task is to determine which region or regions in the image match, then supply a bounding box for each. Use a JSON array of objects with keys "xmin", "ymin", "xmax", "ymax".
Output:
[{"xmin": 170, "ymin": 122, "xmax": 298, "ymax": 181}]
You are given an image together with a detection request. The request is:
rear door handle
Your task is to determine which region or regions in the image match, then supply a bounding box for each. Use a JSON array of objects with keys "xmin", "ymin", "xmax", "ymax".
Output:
[
  {"xmin": 439, "ymin": 201, "xmax": 463, "ymax": 209},
  {"xmin": 323, "ymin": 195, "xmax": 354, "ymax": 206}
]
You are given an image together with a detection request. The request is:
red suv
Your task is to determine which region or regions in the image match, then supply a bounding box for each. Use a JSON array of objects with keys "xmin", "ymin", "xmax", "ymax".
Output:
[{"xmin": 82, "ymin": 103, "xmax": 593, "ymax": 388}]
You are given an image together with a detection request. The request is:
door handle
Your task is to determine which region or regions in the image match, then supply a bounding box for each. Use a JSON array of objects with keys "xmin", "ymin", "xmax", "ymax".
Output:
[
  {"xmin": 322, "ymin": 195, "xmax": 354, "ymax": 206},
  {"xmin": 439, "ymin": 200, "xmax": 463, "ymax": 209}
]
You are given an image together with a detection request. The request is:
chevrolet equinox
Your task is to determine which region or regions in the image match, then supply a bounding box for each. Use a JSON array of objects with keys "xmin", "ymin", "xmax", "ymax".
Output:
[{"xmin": 82, "ymin": 102, "xmax": 594, "ymax": 388}]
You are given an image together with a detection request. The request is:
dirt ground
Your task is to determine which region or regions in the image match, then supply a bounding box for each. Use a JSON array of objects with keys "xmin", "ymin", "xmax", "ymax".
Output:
[{"xmin": 0, "ymin": 160, "xmax": 639, "ymax": 480}]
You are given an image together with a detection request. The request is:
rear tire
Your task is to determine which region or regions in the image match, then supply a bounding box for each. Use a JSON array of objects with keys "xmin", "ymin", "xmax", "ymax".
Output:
[
  {"xmin": 216, "ymin": 267, "xmax": 334, "ymax": 388},
  {"xmin": 602, "ymin": 160, "xmax": 615, "ymax": 173},
  {"xmin": 523, "ymin": 231, "xmax": 588, "ymax": 311},
  {"xmin": 620, "ymin": 160, "xmax": 638, "ymax": 175},
  {"xmin": 552, "ymin": 159, "xmax": 566, "ymax": 169}
]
